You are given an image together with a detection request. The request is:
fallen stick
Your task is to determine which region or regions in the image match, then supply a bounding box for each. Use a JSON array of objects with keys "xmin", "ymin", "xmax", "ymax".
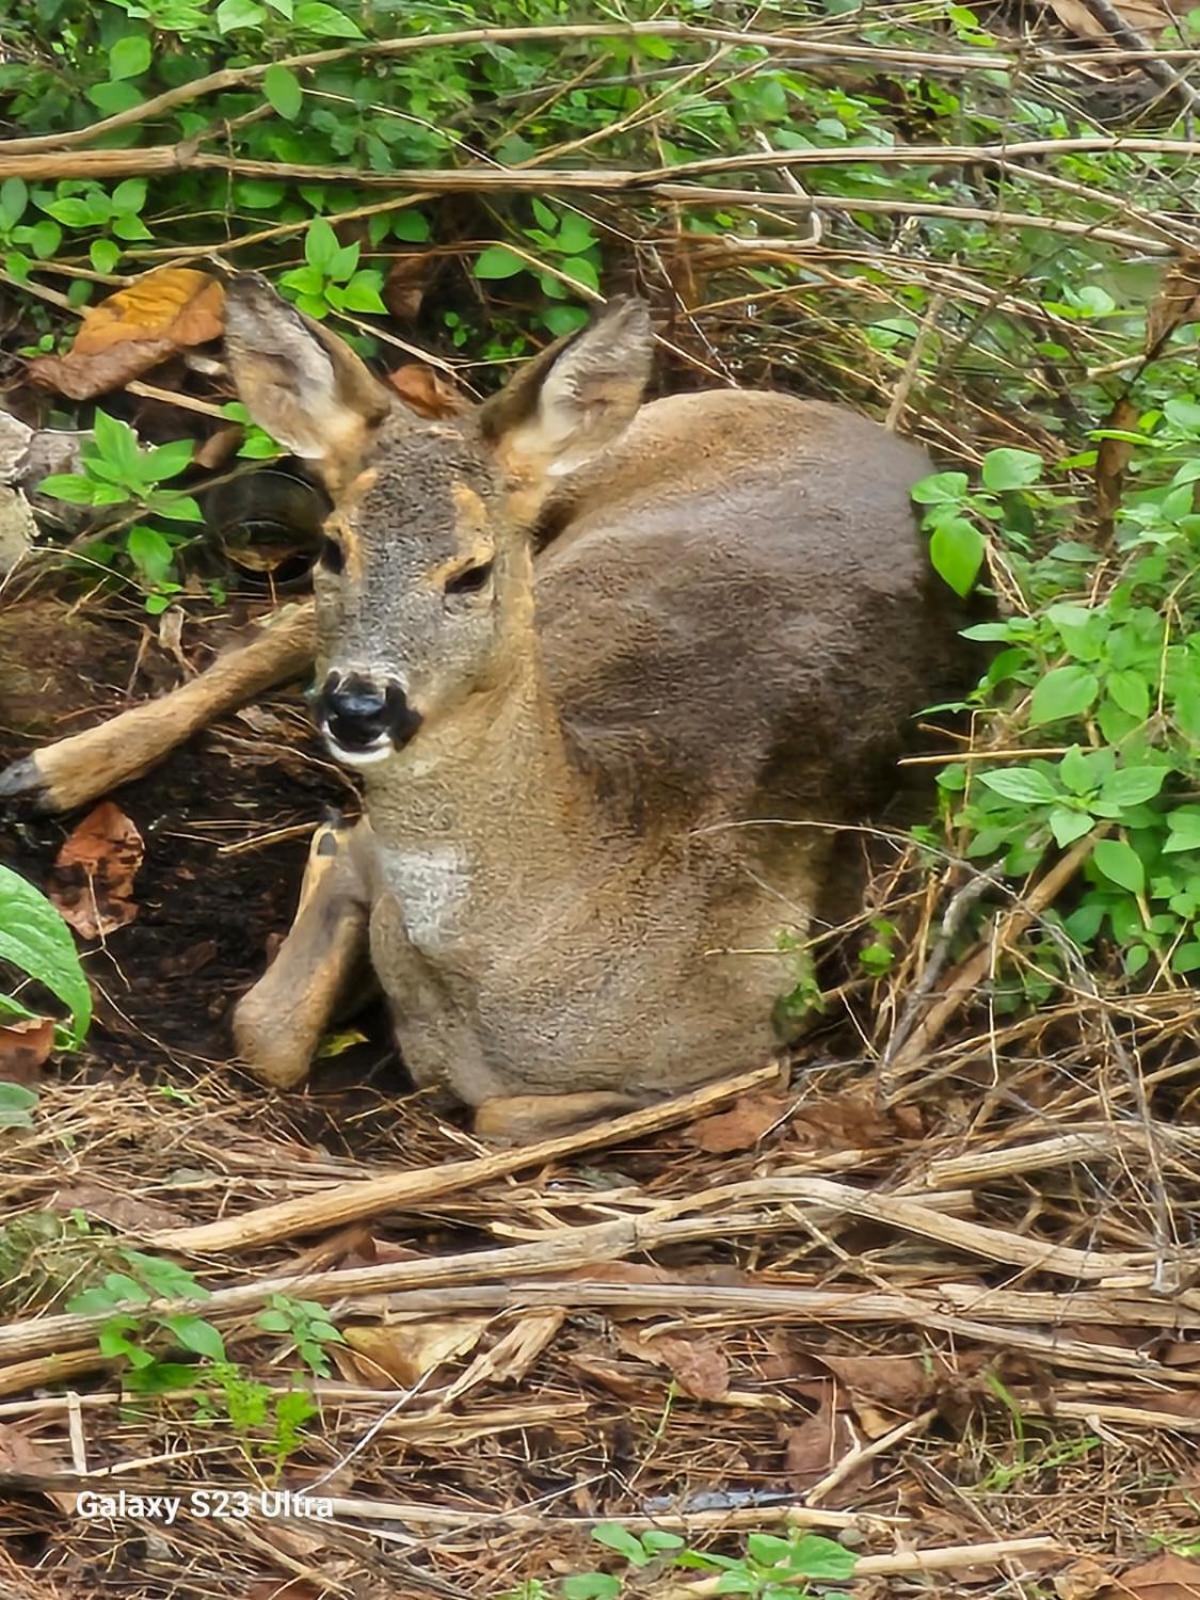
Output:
[{"xmin": 146, "ymin": 1061, "xmax": 784, "ymax": 1255}]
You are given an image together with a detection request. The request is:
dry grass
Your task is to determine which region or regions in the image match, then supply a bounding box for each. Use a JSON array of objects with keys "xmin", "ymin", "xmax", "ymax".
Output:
[{"xmin": 1, "ymin": 871, "xmax": 1198, "ymax": 1599}]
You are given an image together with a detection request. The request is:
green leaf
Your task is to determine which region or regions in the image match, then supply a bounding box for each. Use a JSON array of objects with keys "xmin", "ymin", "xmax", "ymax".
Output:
[
  {"xmin": 0, "ymin": 1081, "xmax": 38, "ymax": 1129},
  {"xmin": 555, "ymin": 211, "xmax": 598, "ymax": 254},
  {"xmin": 561, "ymin": 1579, "xmax": 621, "ymax": 1600},
  {"xmin": 1171, "ymin": 941, "xmax": 1200, "ymax": 973},
  {"xmin": 1093, "ymin": 838, "xmax": 1145, "ymax": 895},
  {"xmin": 390, "ymin": 208, "xmax": 430, "ymax": 242},
  {"xmin": 1106, "ymin": 669, "xmax": 1151, "ymax": 721},
  {"xmin": 640, "ymin": 1530, "xmax": 685, "ymax": 1553},
  {"xmin": 591, "ymin": 1523, "xmax": 648, "ymax": 1565},
  {"xmin": 0, "ymin": 864, "xmax": 91, "ymax": 1041},
  {"xmin": 543, "ymin": 304, "xmax": 589, "ymax": 337},
  {"xmin": 1029, "ymin": 665, "xmax": 1099, "ymax": 726},
  {"xmin": 978, "ymin": 767, "xmax": 1060, "ymax": 806},
  {"xmin": 38, "ymin": 473, "xmax": 100, "ymax": 505},
  {"xmin": 304, "ymin": 216, "xmax": 339, "ymax": 273},
  {"xmin": 263, "ymin": 64, "xmax": 302, "ymax": 120},
  {"xmin": 112, "ymin": 179, "xmax": 147, "ymax": 215},
  {"xmin": 1164, "ymin": 811, "xmax": 1200, "ymax": 854},
  {"xmin": 559, "ymin": 254, "xmax": 600, "ymax": 292},
  {"xmin": 90, "ymin": 238, "xmax": 121, "ymax": 273},
  {"xmin": 338, "ymin": 273, "xmax": 387, "ymax": 313},
  {"xmin": 87, "ymin": 80, "xmax": 145, "ymax": 114},
  {"xmin": 26, "ymin": 219, "xmax": 61, "ymax": 259},
  {"xmin": 152, "ymin": 493, "xmax": 203, "ymax": 523},
  {"xmin": 143, "ymin": 439, "xmax": 194, "ymax": 482},
  {"xmin": 215, "ymin": 0, "xmax": 267, "ymax": 30},
  {"xmin": 109, "ymin": 35, "xmax": 152, "ymax": 80},
  {"xmin": 257, "ymin": 1308, "xmax": 292, "ymax": 1332},
  {"xmin": 112, "ymin": 211, "xmax": 152, "ymax": 242},
  {"xmin": 911, "ymin": 471, "xmax": 969, "ymax": 506},
  {"xmin": 779, "ymin": 1534, "xmax": 858, "ymax": 1581},
  {"xmin": 43, "ymin": 198, "xmax": 97, "ymax": 229},
  {"xmin": 122, "ymin": 1249, "xmax": 205, "ymax": 1298},
  {"xmin": 1049, "ymin": 807, "xmax": 1094, "ymax": 847},
  {"xmin": 128, "ymin": 525, "xmax": 174, "ymax": 586},
  {"xmin": 929, "ymin": 517, "xmax": 985, "ymax": 597},
  {"xmin": 165, "ymin": 1314, "xmax": 226, "ymax": 1361},
  {"xmin": 294, "ymin": 0, "xmax": 364, "ymax": 36},
  {"xmin": 90, "ymin": 408, "xmax": 141, "ymax": 476},
  {"xmin": 1099, "ymin": 767, "xmax": 1167, "ymax": 808},
  {"xmin": 0, "ymin": 177, "xmax": 28, "ymax": 226},
  {"xmin": 473, "ymin": 245, "xmax": 526, "ymax": 280},
  {"xmin": 981, "ymin": 447, "xmax": 1043, "ymax": 490}
]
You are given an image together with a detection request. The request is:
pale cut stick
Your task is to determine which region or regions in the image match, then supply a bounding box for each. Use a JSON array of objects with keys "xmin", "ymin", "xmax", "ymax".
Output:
[{"xmin": 0, "ymin": 599, "xmax": 315, "ymax": 812}]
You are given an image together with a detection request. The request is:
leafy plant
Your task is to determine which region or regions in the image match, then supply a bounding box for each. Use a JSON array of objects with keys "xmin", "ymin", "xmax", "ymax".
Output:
[
  {"xmin": 280, "ymin": 217, "xmax": 387, "ymax": 319},
  {"xmin": 66, "ymin": 1250, "xmax": 322, "ymax": 1466},
  {"xmin": 256, "ymin": 1293, "xmax": 346, "ymax": 1377},
  {"xmin": 40, "ymin": 411, "xmax": 201, "ymax": 611},
  {"xmin": 497, "ymin": 1524, "xmax": 858, "ymax": 1599},
  {"xmin": 915, "ymin": 407, "xmax": 1200, "ymax": 986},
  {"xmin": 0, "ymin": 863, "xmax": 91, "ymax": 1046}
]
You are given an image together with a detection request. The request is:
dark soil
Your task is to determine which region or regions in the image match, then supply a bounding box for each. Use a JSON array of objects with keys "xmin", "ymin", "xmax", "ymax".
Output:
[{"xmin": 0, "ymin": 593, "xmax": 404, "ymax": 1106}]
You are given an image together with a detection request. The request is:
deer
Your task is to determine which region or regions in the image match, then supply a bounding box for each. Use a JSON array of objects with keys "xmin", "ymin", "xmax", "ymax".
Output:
[{"xmin": 1, "ymin": 276, "xmax": 966, "ymax": 1141}]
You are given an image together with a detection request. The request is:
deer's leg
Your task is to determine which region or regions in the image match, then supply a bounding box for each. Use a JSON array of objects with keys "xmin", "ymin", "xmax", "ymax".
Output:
[
  {"xmin": 232, "ymin": 814, "xmax": 371, "ymax": 1090},
  {"xmin": 473, "ymin": 1091, "xmax": 646, "ymax": 1144},
  {"xmin": 0, "ymin": 600, "xmax": 316, "ymax": 813}
]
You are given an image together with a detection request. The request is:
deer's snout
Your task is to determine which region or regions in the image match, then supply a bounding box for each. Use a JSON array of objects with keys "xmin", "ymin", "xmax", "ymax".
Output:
[{"xmin": 315, "ymin": 672, "xmax": 422, "ymax": 762}]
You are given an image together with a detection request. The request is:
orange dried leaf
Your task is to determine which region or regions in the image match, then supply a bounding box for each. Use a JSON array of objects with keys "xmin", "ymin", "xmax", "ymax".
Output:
[
  {"xmin": 387, "ymin": 363, "xmax": 467, "ymax": 420},
  {"xmin": 0, "ymin": 1016, "xmax": 55, "ymax": 1083},
  {"xmin": 49, "ymin": 800, "xmax": 144, "ymax": 941},
  {"xmin": 74, "ymin": 268, "xmax": 225, "ymax": 357},
  {"xmin": 28, "ymin": 268, "xmax": 224, "ymax": 401}
]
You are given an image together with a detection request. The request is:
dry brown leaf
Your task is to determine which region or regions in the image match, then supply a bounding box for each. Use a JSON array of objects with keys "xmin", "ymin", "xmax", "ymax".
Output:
[
  {"xmin": 1095, "ymin": 394, "xmax": 1139, "ymax": 540},
  {"xmin": 49, "ymin": 801, "xmax": 144, "ymax": 940},
  {"xmin": 782, "ymin": 1387, "xmax": 857, "ymax": 1493},
  {"xmin": 614, "ymin": 1327, "xmax": 731, "ymax": 1401},
  {"xmin": 1046, "ymin": 0, "xmax": 1169, "ymax": 42},
  {"xmin": 1057, "ymin": 1557, "xmax": 1116, "ymax": 1600},
  {"xmin": 439, "ymin": 1309, "xmax": 564, "ymax": 1406},
  {"xmin": 0, "ymin": 1015, "xmax": 55, "ymax": 1084},
  {"xmin": 1101, "ymin": 1552, "xmax": 1200, "ymax": 1599},
  {"xmin": 788, "ymin": 1089, "xmax": 915, "ymax": 1151},
  {"xmin": 388, "ymin": 363, "xmax": 467, "ymax": 419},
  {"xmin": 686, "ymin": 1090, "xmax": 792, "ymax": 1152},
  {"xmin": 820, "ymin": 1353, "xmax": 931, "ymax": 1409},
  {"xmin": 28, "ymin": 267, "xmax": 224, "ymax": 400},
  {"xmin": 341, "ymin": 1316, "xmax": 488, "ymax": 1387},
  {"xmin": 0, "ymin": 1420, "xmax": 75, "ymax": 1513},
  {"xmin": 50, "ymin": 1181, "xmax": 189, "ymax": 1234},
  {"xmin": 1146, "ymin": 256, "xmax": 1200, "ymax": 354},
  {"xmin": 245, "ymin": 1583, "xmax": 324, "ymax": 1600},
  {"xmin": 383, "ymin": 252, "xmax": 436, "ymax": 322}
]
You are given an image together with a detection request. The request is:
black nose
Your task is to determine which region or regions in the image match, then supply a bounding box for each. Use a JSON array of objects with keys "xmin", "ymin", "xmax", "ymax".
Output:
[{"xmin": 319, "ymin": 674, "xmax": 391, "ymax": 749}]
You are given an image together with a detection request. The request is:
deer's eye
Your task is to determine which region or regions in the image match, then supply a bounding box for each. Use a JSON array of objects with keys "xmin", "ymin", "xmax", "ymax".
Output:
[
  {"xmin": 319, "ymin": 536, "xmax": 345, "ymax": 574},
  {"xmin": 444, "ymin": 560, "xmax": 494, "ymax": 597}
]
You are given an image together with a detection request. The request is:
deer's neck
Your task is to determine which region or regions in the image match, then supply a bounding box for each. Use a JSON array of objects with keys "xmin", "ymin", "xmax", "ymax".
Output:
[{"xmin": 361, "ymin": 650, "xmax": 593, "ymax": 859}]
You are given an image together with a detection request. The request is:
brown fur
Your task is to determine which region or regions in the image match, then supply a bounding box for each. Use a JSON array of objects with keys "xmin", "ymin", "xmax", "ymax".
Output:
[{"xmin": 223, "ymin": 279, "xmax": 966, "ymax": 1136}]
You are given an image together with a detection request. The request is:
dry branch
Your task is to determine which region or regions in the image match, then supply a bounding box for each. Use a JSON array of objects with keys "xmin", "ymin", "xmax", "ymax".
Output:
[{"xmin": 143, "ymin": 1062, "xmax": 783, "ymax": 1254}]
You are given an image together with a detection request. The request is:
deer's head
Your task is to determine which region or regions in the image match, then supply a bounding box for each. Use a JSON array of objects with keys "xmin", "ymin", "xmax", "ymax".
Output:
[{"xmin": 225, "ymin": 274, "xmax": 654, "ymax": 766}]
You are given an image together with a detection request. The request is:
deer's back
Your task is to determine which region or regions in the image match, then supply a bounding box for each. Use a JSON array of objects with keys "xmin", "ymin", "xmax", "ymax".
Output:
[{"xmin": 536, "ymin": 390, "xmax": 961, "ymax": 831}]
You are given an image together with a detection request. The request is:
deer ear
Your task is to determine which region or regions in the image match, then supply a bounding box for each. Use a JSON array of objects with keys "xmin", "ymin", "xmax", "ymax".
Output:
[
  {"xmin": 224, "ymin": 273, "xmax": 393, "ymax": 486},
  {"xmin": 480, "ymin": 297, "xmax": 654, "ymax": 479}
]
